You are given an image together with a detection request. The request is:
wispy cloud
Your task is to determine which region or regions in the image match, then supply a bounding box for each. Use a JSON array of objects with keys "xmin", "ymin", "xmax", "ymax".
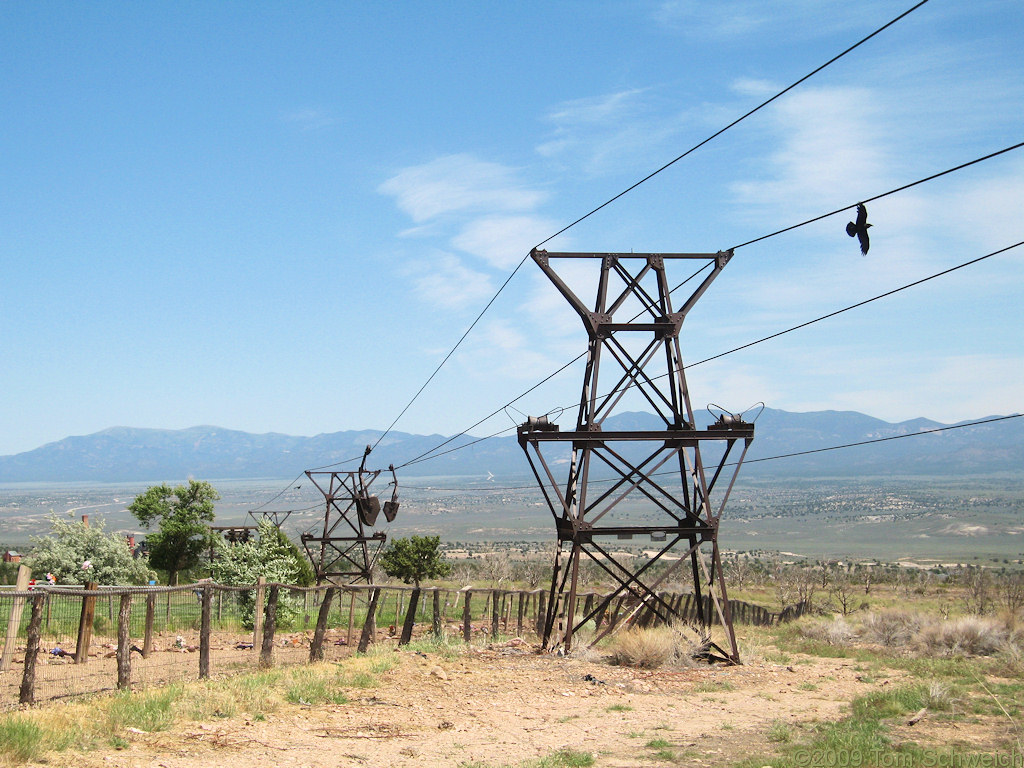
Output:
[
  {"xmin": 401, "ymin": 250, "xmax": 494, "ymax": 310},
  {"xmin": 780, "ymin": 351, "xmax": 1024, "ymax": 423},
  {"xmin": 378, "ymin": 154, "xmax": 546, "ymax": 223},
  {"xmin": 452, "ymin": 215, "xmax": 559, "ymax": 269},
  {"xmin": 536, "ymin": 88, "xmax": 690, "ymax": 176},
  {"xmin": 455, "ymin": 319, "xmax": 566, "ymax": 387},
  {"xmin": 652, "ymin": 0, "xmax": 886, "ymax": 40},
  {"xmin": 730, "ymin": 85, "xmax": 890, "ymax": 216},
  {"xmin": 280, "ymin": 108, "xmax": 337, "ymax": 131}
]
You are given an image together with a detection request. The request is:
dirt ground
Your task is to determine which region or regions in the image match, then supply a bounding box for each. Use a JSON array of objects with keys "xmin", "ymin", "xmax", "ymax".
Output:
[{"xmin": 28, "ymin": 639, "xmax": 925, "ymax": 768}]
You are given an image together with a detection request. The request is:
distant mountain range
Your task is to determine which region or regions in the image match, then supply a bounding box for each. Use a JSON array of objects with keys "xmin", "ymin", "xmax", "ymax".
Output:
[{"xmin": 0, "ymin": 408, "xmax": 1021, "ymax": 483}]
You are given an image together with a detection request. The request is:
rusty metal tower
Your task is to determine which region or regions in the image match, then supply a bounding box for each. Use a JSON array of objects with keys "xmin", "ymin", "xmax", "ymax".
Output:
[
  {"xmin": 518, "ymin": 249, "xmax": 754, "ymax": 662},
  {"xmin": 301, "ymin": 447, "xmax": 399, "ymax": 584}
]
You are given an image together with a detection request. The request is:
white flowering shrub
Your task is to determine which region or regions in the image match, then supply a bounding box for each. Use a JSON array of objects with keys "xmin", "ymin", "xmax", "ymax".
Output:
[
  {"xmin": 209, "ymin": 519, "xmax": 312, "ymax": 629},
  {"xmin": 26, "ymin": 514, "xmax": 153, "ymax": 585}
]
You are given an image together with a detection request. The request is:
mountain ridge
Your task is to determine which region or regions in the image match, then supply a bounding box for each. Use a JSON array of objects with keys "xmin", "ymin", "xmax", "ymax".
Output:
[{"xmin": 1, "ymin": 408, "xmax": 1020, "ymax": 483}]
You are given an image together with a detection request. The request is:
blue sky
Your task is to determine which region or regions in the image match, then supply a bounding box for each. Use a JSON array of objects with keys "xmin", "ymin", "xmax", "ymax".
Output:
[{"xmin": 2, "ymin": 0, "xmax": 1022, "ymax": 458}]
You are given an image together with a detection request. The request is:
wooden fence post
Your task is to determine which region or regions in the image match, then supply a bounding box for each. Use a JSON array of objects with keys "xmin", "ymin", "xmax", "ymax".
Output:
[
  {"xmin": 116, "ymin": 592, "xmax": 133, "ymax": 690},
  {"xmin": 491, "ymin": 590, "xmax": 501, "ymax": 637},
  {"xmin": 142, "ymin": 592, "xmax": 156, "ymax": 658},
  {"xmin": 357, "ymin": 587, "xmax": 380, "ymax": 653},
  {"xmin": 19, "ymin": 592, "xmax": 46, "ymax": 705},
  {"xmin": 252, "ymin": 576, "xmax": 266, "ymax": 648},
  {"xmin": 309, "ymin": 587, "xmax": 336, "ymax": 662},
  {"xmin": 399, "ymin": 587, "xmax": 420, "ymax": 646},
  {"xmin": 75, "ymin": 581, "xmax": 99, "ymax": 664},
  {"xmin": 536, "ymin": 591, "xmax": 547, "ymax": 637},
  {"xmin": 0, "ymin": 564, "xmax": 31, "ymax": 671},
  {"xmin": 432, "ymin": 589, "xmax": 442, "ymax": 638},
  {"xmin": 592, "ymin": 593, "xmax": 609, "ymax": 630},
  {"xmin": 259, "ymin": 585, "xmax": 279, "ymax": 669},
  {"xmin": 516, "ymin": 592, "xmax": 525, "ymax": 637},
  {"xmin": 608, "ymin": 595, "xmax": 625, "ymax": 628},
  {"xmin": 346, "ymin": 590, "xmax": 356, "ymax": 647},
  {"xmin": 462, "ymin": 591, "xmax": 472, "ymax": 643},
  {"xmin": 199, "ymin": 585, "xmax": 213, "ymax": 679}
]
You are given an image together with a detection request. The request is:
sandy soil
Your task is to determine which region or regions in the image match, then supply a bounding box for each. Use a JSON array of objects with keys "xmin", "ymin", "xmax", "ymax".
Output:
[{"xmin": 36, "ymin": 640, "xmax": 915, "ymax": 768}]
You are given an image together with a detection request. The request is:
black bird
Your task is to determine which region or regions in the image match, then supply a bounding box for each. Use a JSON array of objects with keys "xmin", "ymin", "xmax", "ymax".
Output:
[{"xmin": 846, "ymin": 203, "xmax": 872, "ymax": 255}]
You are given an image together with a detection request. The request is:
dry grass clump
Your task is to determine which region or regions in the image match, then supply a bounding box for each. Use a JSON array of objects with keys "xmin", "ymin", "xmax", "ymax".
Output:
[
  {"xmin": 915, "ymin": 615, "xmax": 1010, "ymax": 657},
  {"xmin": 800, "ymin": 616, "xmax": 857, "ymax": 646},
  {"xmin": 924, "ymin": 680, "xmax": 954, "ymax": 711},
  {"xmin": 609, "ymin": 626, "xmax": 676, "ymax": 668},
  {"xmin": 608, "ymin": 623, "xmax": 710, "ymax": 668},
  {"xmin": 824, "ymin": 610, "xmax": 1023, "ymax": 660},
  {"xmin": 862, "ymin": 610, "xmax": 923, "ymax": 648}
]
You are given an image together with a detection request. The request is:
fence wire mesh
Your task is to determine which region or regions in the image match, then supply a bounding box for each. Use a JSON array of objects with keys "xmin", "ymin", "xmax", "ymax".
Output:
[{"xmin": 1, "ymin": 583, "xmax": 793, "ymax": 710}]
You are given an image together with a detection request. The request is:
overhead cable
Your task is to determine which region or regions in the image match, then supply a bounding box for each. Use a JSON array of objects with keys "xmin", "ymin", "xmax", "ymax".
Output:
[
  {"xmin": 397, "ymin": 262, "xmax": 713, "ymax": 470},
  {"xmin": 740, "ymin": 413, "xmax": 1023, "ymax": 466},
  {"xmin": 250, "ymin": 471, "xmax": 308, "ymax": 512},
  {"xmin": 732, "ymin": 140, "xmax": 1024, "ymax": 250},
  {"xmin": 689, "ymin": 240, "xmax": 1024, "ymax": 369},
  {"xmin": 365, "ymin": 1, "xmax": 930, "ymax": 453},
  {"xmin": 401, "ymin": 413, "xmax": 1022, "ymax": 491},
  {"xmin": 533, "ymin": 0, "xmax": 932, "ymax": 249},
  {"xmin": 394, "ymin": 239, "xmax": 1022, "ymax": 471}
]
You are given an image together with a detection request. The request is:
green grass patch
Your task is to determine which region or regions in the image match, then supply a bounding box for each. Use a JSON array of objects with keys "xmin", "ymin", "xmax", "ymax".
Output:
[
  {"xmin": 740, "ymin": 682, "xmax": 1013, "ymax": 768},
  {"xmin": 340, "ymin": 670, "xmax": 378, "ymax": 688},
  {"xmin": 693, "ymin": 680, "xmax": 734, "ymax": 693},
  {"xmin": 766, "ymin": 720, "xmax": 792, "ymax": 743},
  {"xmin": 284, "ymin": 668, "xmax": 349, "ymax": 705},
  {"xmin": 106, "ymin": 685, "xmax": 180, "ymax": 733},
  {"xmin": 0, "ymin": 716, "xmax": 71, "ymax": 763},
  {"xmin": 606, "ymin": 703, "xmax": 633, "ymax": 712},
  {"xmin": 367, "ymin": 657, "xmax": 396, "ymax": 674},
  {"xmin": 109, "ymin": 734, "xmax": 130, "ymax": 749},
  {"xmin": 532, "ymin": 749, "xmax": 595, "ymax": 767}
]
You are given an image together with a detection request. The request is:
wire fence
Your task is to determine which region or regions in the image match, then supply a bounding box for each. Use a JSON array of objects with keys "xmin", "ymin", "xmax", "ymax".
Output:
[{"xmin": 0, "ymin": 578, "xmax": 803, "ymax": 710}]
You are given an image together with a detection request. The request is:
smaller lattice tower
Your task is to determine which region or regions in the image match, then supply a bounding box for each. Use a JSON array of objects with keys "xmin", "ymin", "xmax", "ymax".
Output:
[{"xmin": 301, "ymin": 447, "xmax": 399, "ymax": 585}]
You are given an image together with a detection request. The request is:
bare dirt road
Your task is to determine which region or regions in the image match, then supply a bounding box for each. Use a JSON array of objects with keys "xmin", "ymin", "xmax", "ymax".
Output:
[{"xmin": 47, "ymin": 640, "xmax": 900, "ymax": 768}]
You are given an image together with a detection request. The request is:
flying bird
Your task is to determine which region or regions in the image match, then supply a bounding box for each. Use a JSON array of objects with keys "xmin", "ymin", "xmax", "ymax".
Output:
[{"xmin": 846, "ymin": 203, "xmax": 872, "ymax": 255}]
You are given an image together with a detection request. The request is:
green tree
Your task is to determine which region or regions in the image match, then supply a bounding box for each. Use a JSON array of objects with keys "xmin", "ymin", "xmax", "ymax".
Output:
[
  {"xmin": 26, "ymin": 514, "xmax": 152, "ymax": 585},
  {"xmin": 128, "ymin": 480, "xmax": 219, "ymax": 585},
  {"xmin": 209, "ymin": 518, "xmax": 313, "ymax": 628},
  {"xmin": 379, "ymin": 535, "xmax": 451, "ymax": 645}
]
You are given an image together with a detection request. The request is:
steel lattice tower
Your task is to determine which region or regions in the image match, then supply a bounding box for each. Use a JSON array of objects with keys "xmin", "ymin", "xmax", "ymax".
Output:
[
  {"xmin": 300, "ymin": 449, "xmax": 399, "ymax": 585},
  {"xmin": 518, "ymin": 249, "xmax": 754, "ymax": 662}
]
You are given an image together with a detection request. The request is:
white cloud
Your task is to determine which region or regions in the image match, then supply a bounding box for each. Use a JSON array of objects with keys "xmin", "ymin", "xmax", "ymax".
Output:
[
  {"xmin": 730, "ymin": 78, "xmax": 779, "ymax": 98},
  {"xmin": 455, "ymin": 319, "xmax": 566, "ymax": 387},
  {"xmin": 280, "ymin": 109, "xmax": 337, "ymax": 131},
  {"xmin": 536, "ymin": 88, "xmax": 688, "ymax": 176},
  {"xmin": 933, "ymin": 159, "xmax": 1024, "ymax": 252},
  {"xmin": 788, "ymin": 352, "xmax": 1024, "ymax": 424},
  {"xmin": 652, "ymin": 0, "xmax": 885, "ymax": 40},
  {"xmin": 401, "ymin": 251, "xmax": 494, "ymax": 310},
  {"xmin": 731, "ymin": 86, "xmax": 890, "ymax": 216},
  {"xmin": 378, "ymin": 154, "xmax": 546, "ymax": 223},
  {"xmin": 452, "ymin": 215, "xmax": 560, "ymax": 269}
]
